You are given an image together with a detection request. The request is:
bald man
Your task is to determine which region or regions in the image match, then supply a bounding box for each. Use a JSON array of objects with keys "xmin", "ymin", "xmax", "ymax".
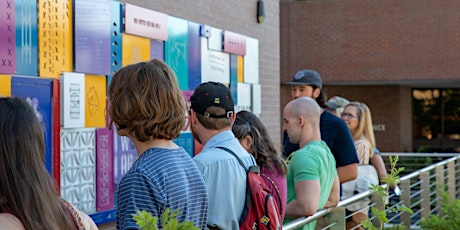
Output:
[{"xmin": 283, "ymin": 97, "xmax": 340, "ymax": 230}]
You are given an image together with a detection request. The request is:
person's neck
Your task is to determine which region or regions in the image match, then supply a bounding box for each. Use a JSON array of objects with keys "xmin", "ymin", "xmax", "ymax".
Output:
[
  {"xmin": 198, "ymin": 128, "xmax": 230, "ymax": 146},
  {"xmin": 132, "ymin": 138, "xmax": 178, "ymax": 156},
  {"xmin": 299, "ymin": 130, "xmax": 321, "ymax": 149}
]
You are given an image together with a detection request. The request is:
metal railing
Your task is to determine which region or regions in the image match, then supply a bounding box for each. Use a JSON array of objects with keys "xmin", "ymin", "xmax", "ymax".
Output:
[{"xmin": 282, "ymin": 153, "xmax": 460, "ymax": 230}]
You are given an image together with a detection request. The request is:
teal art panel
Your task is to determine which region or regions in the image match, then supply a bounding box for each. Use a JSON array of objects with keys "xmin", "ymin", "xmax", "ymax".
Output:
[
  {"xmin": 15, "ymin": 0, "xmax": 38, "ymax": 76},
  {"xmin": 165, "ymin": 16, "xmax": 188, "ymax": 90}
]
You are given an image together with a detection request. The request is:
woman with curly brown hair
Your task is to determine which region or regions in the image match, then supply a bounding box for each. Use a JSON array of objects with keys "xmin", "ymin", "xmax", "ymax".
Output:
[
  {"xmin": 232, "ymin": 110, "xmax": 288, "ymax": 219},
  {"xmin": 0, "ymin": 97, "xmax": 97, "ymax": 230}
]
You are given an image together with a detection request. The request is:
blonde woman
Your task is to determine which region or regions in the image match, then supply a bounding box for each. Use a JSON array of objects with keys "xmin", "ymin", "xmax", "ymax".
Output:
[
  {"xmin": 341, "ymin": 101, "xmax": 379, "ymax": 229},
  {"xmin": 341, "ymin": 102, "xmax": 375, "ymax": 164}
]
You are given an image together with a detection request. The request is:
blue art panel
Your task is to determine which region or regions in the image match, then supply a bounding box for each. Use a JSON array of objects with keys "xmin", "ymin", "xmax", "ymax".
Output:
[
  {"xmin": 150, "ymin": 39, "xmax": 164, "ymax": 61},
  {"xmin": 11, "ymin": 76, "xmax": 53, "ymax": 173},
  {"xmin": 110, "ymin": 0, "xmax": 122, "ymax": 77},
  {"xmin": 165, "ymin": 16, "xmax": 188, "ymax": 90},
  {"xmin": 230, "ymin": 54, "xmax": 238, "ymax": 105},
  {"xmin": 15, "ymin": 0, "xmax": 38, "ymax": 76},
  {"xmin": 173, "ymin": 132, "xmax": 194, "ymax": 157},
  {"xmin": 188, "ymin": 22, "xmax": 201, "ymax": 90},
  {"xmin": 74, "ymin": 0, "xmax": 111, "ymax": 75}
]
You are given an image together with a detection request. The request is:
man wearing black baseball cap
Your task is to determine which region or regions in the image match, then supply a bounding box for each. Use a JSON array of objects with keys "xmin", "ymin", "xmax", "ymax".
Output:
[
  {"xmin": 190, "ymin": 82, "xmax": 256, "ymax": 230},
  {"xmin": 283, "ymin": 70, "xmax": 359, "ymax": 185}
]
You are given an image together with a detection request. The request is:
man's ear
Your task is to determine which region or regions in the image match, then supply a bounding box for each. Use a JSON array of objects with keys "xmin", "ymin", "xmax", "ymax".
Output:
[
  {"xmin": 313, "ymin": 88, "xmax": 321, "ymax": 100},
  {"xmin": 298, "ymin": 116, "xmax": 305, "ymax": 127}
]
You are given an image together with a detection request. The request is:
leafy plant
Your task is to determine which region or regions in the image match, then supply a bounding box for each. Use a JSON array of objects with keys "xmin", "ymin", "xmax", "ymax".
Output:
[
  {"xmin": 132, "ymin": 208, "xmax": 200, "ymax": 230},
  {"xmin": 361, "ymin": 155, "xmax": 414, "ymax": 230},
  {"xmin": 420, "ymin": 190, "xmax": 460, "ymax": 230}
]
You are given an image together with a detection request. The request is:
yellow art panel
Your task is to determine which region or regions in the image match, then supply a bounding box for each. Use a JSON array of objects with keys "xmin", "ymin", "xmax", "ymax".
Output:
[
  {"xmin": 122, "ymin": 33, "xmax": 151, "ymax": 67},
  {"xmin": 0, "ymin": 75, "xmax": 11, "ymax": 96},
  {"xmin": 38, "ymin": 0, "xmax": 73, "ymax": 78},
  {"xmin": 85, "ymin": 75, "xmax": 106, "ymax": 127},
  {"xmin": 237, "ymin": 56, "xmax": 244, "ymax": 82}
]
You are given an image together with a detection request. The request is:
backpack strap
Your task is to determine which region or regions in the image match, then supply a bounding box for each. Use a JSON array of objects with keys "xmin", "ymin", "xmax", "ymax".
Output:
[
  {"xmin": 261, "ymin": 173, "xmax": 283, "ymax": 215},
  {"xmin": 216, "ymin": 146, "xmax": 249, "ymax": 171}
]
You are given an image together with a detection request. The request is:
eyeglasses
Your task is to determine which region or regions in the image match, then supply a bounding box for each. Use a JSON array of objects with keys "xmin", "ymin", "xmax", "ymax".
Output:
[{"xmin": 341, "ymin": 112, "xmax": 358, "ymax": 119}]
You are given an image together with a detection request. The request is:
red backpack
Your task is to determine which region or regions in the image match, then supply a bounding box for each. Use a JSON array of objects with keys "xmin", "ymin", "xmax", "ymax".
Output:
[{"xmin": 217, "ymin": 147, "xmax": 282, "ymax": 230}]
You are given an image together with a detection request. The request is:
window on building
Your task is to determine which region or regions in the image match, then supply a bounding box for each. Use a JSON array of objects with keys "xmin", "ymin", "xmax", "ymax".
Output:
[{"xmin": 413, "ymin": 89, "xmax": 460, "ymax": 153}]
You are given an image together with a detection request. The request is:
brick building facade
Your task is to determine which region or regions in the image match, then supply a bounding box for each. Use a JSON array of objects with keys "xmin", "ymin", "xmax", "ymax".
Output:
[{"xmin": 281, "ymin": 0, "xmax": 460, "ymax": 152}]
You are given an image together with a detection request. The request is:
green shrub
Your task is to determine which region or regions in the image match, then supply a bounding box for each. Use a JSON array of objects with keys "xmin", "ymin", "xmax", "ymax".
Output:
[
  {"xmin": 420, "ymin": 191, "xmax": 460, "ymax": 230},
  {"xmin": 361, "ymin": 155, "xmax": 413, "ymax": 230},
  {"xmin": 132, "ymin": 208, "xmax": 200, "ymax": 230}
]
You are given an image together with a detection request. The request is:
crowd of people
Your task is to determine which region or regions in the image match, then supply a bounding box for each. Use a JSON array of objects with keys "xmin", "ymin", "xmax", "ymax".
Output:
[{"xmin": 0, "ymin": 59, "xmax": 392, "ymax": 230}]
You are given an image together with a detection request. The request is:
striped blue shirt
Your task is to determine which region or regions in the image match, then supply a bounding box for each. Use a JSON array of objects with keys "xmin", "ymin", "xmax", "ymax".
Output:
[
  {"xmin": 116, "ymin": 147, "xmax": 208, "ymax": 230},
  {"xmin": 193, "ymin": 130, "xmax": 256, "ymax": 230}
]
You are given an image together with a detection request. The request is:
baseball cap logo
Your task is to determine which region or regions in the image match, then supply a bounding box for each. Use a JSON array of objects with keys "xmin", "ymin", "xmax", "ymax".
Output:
[
  {"xmin": 214, "ymin": 98, "xmax": 220, "ymax": 104},
  {"xmin": 294, "ymin": 71, "xmax": 304, "ymax": 80}
]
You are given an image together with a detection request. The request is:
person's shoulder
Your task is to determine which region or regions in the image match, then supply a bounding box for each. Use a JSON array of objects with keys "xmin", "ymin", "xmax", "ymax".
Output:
[{"xmin": 0, "ymin": 213, "xmax": 25, "ymax": 230}]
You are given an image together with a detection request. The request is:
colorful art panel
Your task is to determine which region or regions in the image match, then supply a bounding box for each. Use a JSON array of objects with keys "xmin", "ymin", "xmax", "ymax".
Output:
[
  {"xmin": 96, "ymin": 128, "xmax": 114, "ymax": 212},
  {"xmin": 52, "ymin": 79, "xmax": 61, "ymax": 193},
  {"xmin": 237, "ymin": 55, "xmax": 244, "ymax": 82},
  {"xmin": 60, "ymin": 128, "xmax": 96, "ymax": 214},
  {"xmin": 61, "ymin": 72, "xmax": 85, "ymax": 128},
  {"xmin": 113, "ymin": 132, "xmax": 138, "ymax": 185},
  {"xmin": 230, "ymin": 54, "xmax": 238, "ymax": 105},
  {"xmin": 15, "ymin": 0, "xmax": 38, "ymax": 76},
  {"xmin": 110, "ymin": 1, "xmax": 123, "ymax": 77},
  {"xmin": 85, "ymin": 75, "xmax": 106, "ymax": 128},
  {"xmin": 244, "ymin": 37, "xmax": 259, "ymax": 84},
  {"xmin": 165, "ymin": 16, "xmax": 188, "ymax": 90},
  {"xmin": 0, "ymin": 74, "xmax": 11, "ymax": 96},
  {"xmin": 252, "ymin": 84, "xmax": 261, "ymax": 115},
  {"xmin": 201, "ymin": 37, "xmax": 230, "ymax": 84},
  {"xmin": 38, "ymin": 0, "xmax": 72, "ymax": 78},
  {"xmin": 173, "ymin": 132, "xmax": 194, "ymax": 157},
  {"xmin": 188, "ymin": 22, "xmax": 201, "ymax": 90},
  {"xmin": 0, "ymin": 0, "xmax": 16, "ymax": 74},
  {"xmin": 208, "ymin": 27, "xmax": 222, "ymax": 51},
  {"xmin": 11, "ymin": 76, "xmax": 53, "ymax": 173},
  {"xmin": 236, "ymin": 82, "xmax": 251, "ymax": 112},
  {"xmin": 122, "ymin": 33, "xmax": 150, "ymax": 67},
  {"xmin": 150, "ymin": 39, "xmax": 164, "ymax": 61},
  {"xmin": 223, "ymin": 31, "xmax": 246, "ymax": 55},
  {"xmin": 124, "ymin": 3, "xmax": 167, "ymax": 41},
  {"xmin": 74, "ymin": 0, "xmax": 111, "ymax": 75}
]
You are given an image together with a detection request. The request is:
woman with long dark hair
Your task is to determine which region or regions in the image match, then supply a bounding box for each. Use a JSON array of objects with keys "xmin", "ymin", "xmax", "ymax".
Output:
[
  {"xmin": 0, "ymin": 97, "xmax": 97, "ymax": 230},
  {"xmin": 232, "ymin": 110, "xmax": 288, "ymax": 219}
]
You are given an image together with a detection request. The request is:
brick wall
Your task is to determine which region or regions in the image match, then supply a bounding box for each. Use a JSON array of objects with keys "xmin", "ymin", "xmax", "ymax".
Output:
[
  {"xmin": 280, "ymin": 0, "xmax": 460, "ymax": 83},
  {"xmin": 126, "ymin": 0, "xmax": 281, "ymax": 145}
]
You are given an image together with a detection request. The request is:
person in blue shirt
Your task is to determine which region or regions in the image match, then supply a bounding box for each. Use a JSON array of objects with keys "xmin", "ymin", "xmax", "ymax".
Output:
[
  {"xmin": 190, "ymin": 82, "xmax": 256, "ymax": 230},
  {"xmin": 109, "ymin": 60, "xmax": 208, "ymax": 230},
  {"xmin": 283, "ymin": 70, "xmax": 359, "ymax": 185}
]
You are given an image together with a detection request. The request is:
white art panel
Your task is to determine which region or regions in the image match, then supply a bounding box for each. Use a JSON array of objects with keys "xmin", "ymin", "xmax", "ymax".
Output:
[
  {"xmin": 208, "ymin": 27, "xmax": 223, "ymax": 51},
  {"xmin": 201, "ymin": 37, "xmax": 230, "ymax": 84},
  {"xmin": 244, "ymin": 37, "xmax": 259, "ymax": 84},
  {"xmin": 61, "ymin": 72, "xmax": 85, "ymax": 128},
  {"xmin": 252, "ymin": 84, "xmax": 261, "ymax": 115},
  {"xmin": 60, "ymin": 128, "xmax": 96, "ymax": 214},
  {"xmin": 236, "ymin": 83, "xmax": 251, "ymax": 112}
]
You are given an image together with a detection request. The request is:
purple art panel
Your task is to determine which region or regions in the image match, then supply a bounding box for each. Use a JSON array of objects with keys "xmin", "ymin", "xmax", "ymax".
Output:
[
  {"xmin": 0, "ymin": 0, "xmax": 16, "ymax": 74},
  {"xmin": 74, "ymin": 0, "xmax": 111, "ymax": 75},
  {"xmin": 113, "ymin": 131, "xmax": 138, "ymax": 185},
  {"xmin": 150, "ymin": 39, "xmax": 164, "ymax": 61},
  {"xmin": 96, "ymin": 128, "xmax": 114, "ymax": 212}
]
